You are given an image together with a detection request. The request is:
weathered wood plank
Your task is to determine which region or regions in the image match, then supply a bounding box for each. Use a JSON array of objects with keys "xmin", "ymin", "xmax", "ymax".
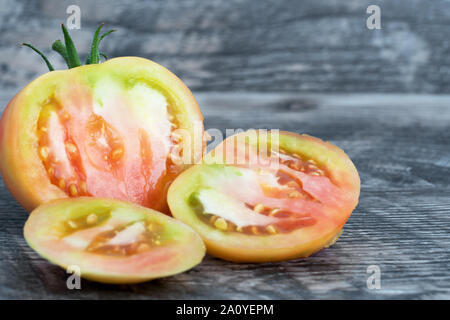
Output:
[
  {"xmin": 0, "ymin": 92, "xmax": 448, "ymax": 299},
  {"xmin": 1, "ymin": 0, "xmax": 450, "ymax": 93}
]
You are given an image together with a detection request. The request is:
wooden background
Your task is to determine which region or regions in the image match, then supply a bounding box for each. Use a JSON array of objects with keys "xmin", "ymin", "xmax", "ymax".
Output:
[
  {"xmin": 0, "ymin": 0, "xmax": 449, "ymax": 299},
  {"xmin": 3, "ymin": 0, "xmax": 450, "ymax": 93}
]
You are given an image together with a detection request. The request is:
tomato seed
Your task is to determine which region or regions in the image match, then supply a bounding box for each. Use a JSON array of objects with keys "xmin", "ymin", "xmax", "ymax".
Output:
[
  {"xmin": 209, "ymin": 215, "xmax": 218, "ymax": 225},
  {"xmin": 39, "ymin": 146, "xmax": 49, "ymax": 160},
  {"xmin": 286, "ymin": 181, "xmax": 298, "ymax": 188},
  {"xmin": 65, "ymin": 143, "xmax": 77, "ymax": 154},
  {"xmin": 288, "ymin": 191, "xmax": 301, "ymax": 198},
  {"xmin": 111, "ymin": 148, "xmax": 123, "ymax": 161},
  {"xmin": 69, "ymin": 184, "xmax": 78, "ymax": 196},
  {"xmin": 58, "ymin": 178, "xmax": 66, "ymax": 189},
  {"xmin": 269, "ymin": 208, "xmax": 281, "ymax": 216},
  {"xmin": 47, "ymin": 166, "xmax": 54, "ymax": 176},
  {"xmin": 80, "ymin": 181, "xmax": 87, "ymax": 194},
  {"xmin": 253, "ymin": 203, "xmax": 265, "ymax": 213},
  {"xmin": 214, "ymin": 218, "xmax": 228, "ymax": 231},
  {"xmin": 266, "ymin": 225, "xmax": 277, "ymax": 234},
  {"xmin": 86, "ymin": 213, "xmax": 97, "ymax": 225},
  {"xmin": 67, "ymin": 220, "xmax": 78, "ymax": 229}
]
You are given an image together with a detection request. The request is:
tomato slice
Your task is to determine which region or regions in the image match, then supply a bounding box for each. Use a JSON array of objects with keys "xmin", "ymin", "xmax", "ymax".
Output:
[
  {"xmin": 0, "ymin": 57, "xmax": 204, "ymax": 212},
  {"xmin": 24, "ymin": 197, "xmax": 205, "ymax": 284},
  {"xmin": 168, "ymin": 130, "xmax": 360, "ymax": 262}
]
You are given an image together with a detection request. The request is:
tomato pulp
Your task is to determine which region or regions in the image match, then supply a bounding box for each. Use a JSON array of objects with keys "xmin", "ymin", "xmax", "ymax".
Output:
[
  {"xmin": 0, "ymin": 57, "xmax": 204, "ymax": 212},
  {"xmin": 168, "ymin": 130, "xmax": 360, "ymax": 262},
  {"xmin": 24, "ymin": 197, "xmax": 206, "ymax": 283}
]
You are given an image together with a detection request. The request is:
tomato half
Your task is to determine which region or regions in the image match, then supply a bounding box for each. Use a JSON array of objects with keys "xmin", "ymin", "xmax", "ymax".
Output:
[
  {"xmin": 0, "ymin": 57, "xmax": 204, "ymax": 212},
  {"xmin": 24, "ymin": 197, "xmax": 205, "ymax": 284},
  {"xmin": 167, "ymin": 130, "xmax": 360, "ymax": 262}
]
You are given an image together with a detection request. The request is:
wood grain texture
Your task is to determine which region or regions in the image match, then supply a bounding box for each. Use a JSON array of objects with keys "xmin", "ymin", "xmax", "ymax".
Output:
[
  {"xmin": 0, "ymin": 91, "xmax": 448, "ymax": 299},
  {"xmin": 1, "ymin": 0, "xmax": 450, "ymax": 93}
]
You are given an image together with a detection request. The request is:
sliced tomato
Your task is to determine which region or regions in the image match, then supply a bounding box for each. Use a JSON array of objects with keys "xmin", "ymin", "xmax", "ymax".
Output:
[
  {"xmin": 24, "ymin": 197, "xmax": 205, "ymax": 284},
  {"xmin": 168, "ymin": 130, "xmax": 360, "ymax": 262},
  {"xmin": 0, "ymin": 57, "xmax": 204, "ymax": 212}
]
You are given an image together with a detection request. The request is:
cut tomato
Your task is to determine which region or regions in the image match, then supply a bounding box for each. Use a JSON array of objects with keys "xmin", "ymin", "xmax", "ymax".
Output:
[
  {"xmin": 24, "ymin": 197, "xmax": 205, "ymax": 284},
  {"xmin": 168, "ymin": 130, "xmax": 360, "ymax": 262},
  {"xmin": 0, "ymin": 57, "xmax": 204, "ymax": 212}
]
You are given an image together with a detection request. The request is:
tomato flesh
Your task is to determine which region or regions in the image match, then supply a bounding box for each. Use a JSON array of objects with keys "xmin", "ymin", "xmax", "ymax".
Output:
[
  {"xmin": 168, "ymin": 130, "xmax": 360, "ymax": 262},
  {"xmin": 0, "ymin": 57, "xmax": 204, "ymax": 212},
  {"xmin": 35, "ymin": 84, "xmax": 174, "ymax": 207},
  {"xmin": 24, "ymin": 197, "xmax": 206, "ymax": 284}
]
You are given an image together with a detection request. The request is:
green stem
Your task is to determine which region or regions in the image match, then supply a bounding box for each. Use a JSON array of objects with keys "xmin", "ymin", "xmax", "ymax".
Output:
[
  {"xmin": 61, "ymin": 24, "xmax": 81, "ymax": 68},
  {"xmin": 86, "ymin": 28, "xmax": 115, "ymax": 65},
  {"xmin": 100, "ymin": 29, "xmax": 116, "ymax": 42},
  {"xmin": 51, "ymin": 40, "xmax": 70, "ymax": 68},
  {"xmin": 22, "ymin": 43, "xmax": 54, "ymax": 71},
  {"xmin": 87, "ymin": 23, "xmax": 104, "ymax": 64}
]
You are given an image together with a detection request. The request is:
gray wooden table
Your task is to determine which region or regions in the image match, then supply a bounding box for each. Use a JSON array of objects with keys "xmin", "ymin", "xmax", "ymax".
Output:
[{"xmin": 0, "ymin": 91, "xmax": 448, "ymax": 299}]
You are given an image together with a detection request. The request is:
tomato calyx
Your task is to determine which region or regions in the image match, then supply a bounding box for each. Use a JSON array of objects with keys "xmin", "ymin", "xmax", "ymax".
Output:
[{"xmin": 23, "ymin": 23, "xmax": 115, "ymax": 71}]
